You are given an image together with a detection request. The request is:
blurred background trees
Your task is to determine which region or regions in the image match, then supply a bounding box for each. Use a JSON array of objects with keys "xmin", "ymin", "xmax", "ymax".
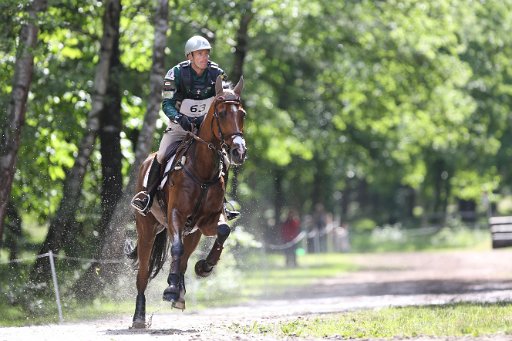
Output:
[{"xmin": 1, "ymin": 0, "xmax": 512, "ymax": 289}]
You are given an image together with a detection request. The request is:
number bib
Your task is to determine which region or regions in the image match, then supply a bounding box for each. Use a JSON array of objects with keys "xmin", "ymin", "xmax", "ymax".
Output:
[{"xmin": 180, "ymin": 97, "xmax": 214, "ymax": 117}]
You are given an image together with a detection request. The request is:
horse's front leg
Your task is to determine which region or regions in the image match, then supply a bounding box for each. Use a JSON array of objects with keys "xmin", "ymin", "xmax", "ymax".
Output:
[
  {"xmin": 195, "ymin": 222, "xmax": 231, "ymax": 277},
  {"xmin": 162, "ymin": 227, "xmax": 184, "ymax": 309}
]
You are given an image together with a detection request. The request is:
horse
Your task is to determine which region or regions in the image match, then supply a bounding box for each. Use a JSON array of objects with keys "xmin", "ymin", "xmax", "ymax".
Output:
[{"xmin": 126, "ymin": 75, "xmax": 247, "ymax": 328}]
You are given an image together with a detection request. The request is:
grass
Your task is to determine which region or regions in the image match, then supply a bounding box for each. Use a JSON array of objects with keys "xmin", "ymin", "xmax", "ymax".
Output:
[
  {"xmin": 238, "ymin": 252, "xmax": 358, "ymax": 297},
  {"xmin": 234, "ymin": 303, "xmax": 512, "ymax": 339}
]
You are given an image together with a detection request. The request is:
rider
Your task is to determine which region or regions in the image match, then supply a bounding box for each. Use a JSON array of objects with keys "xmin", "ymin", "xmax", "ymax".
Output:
[{"xmin": 131, "ymin": 35, "xmax": 240, "ymax": 220}]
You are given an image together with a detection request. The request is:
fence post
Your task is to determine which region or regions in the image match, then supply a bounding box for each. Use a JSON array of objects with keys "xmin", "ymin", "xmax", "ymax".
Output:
[{"xmin": 48, "ymin": 250, "xmax": 64, "ymax": 323}]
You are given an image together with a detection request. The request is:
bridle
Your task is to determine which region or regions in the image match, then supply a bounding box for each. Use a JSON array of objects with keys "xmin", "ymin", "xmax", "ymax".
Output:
[
  {"xmin": 211, "ymin": 94, "xmax": 245, "ymax": 151},
  {"xmin": 187, "ymin": 93, "xmax": 245, "ymax": 154}
]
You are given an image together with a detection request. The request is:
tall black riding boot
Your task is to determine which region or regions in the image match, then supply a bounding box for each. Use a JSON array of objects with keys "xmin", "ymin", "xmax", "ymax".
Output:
[{"xmin": 131, "ymin": 157, "xmax": 162, "ymax": 216}]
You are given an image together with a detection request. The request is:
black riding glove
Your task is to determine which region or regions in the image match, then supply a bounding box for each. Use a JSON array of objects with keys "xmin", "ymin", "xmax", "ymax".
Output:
[
  {"xmin": 175, "ymin": 114, "xmax": 192, "ymax": 131},
  {"xmin": 192, "ymin": 115, "xmax": 205, "ymax": 128}
]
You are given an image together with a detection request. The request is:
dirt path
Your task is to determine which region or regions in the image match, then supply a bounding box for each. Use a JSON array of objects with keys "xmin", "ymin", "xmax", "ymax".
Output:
[{"xmin": 2, "ymin": 249, "xmax": 512, "ymax": 341}]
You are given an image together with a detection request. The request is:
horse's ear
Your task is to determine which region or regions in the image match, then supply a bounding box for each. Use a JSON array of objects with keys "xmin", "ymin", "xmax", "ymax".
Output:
[
  {"xmin": 215, "ymin": 75, "xmax": 223, "ymax": 96},
  {"xmin": 233, "ymin": 76, "xmax": 244, "ymax": 97}
]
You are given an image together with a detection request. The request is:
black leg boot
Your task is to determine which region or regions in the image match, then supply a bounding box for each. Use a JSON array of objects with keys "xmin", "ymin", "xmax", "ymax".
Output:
[{"xmin": 131, "ymin": 156, "xmax": 162, "ymax": 216}]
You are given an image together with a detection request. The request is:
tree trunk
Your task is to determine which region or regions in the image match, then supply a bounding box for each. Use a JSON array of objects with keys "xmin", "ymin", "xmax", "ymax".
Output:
[
  {"xmin": 357, "ymin": 178, "xmax": 369, "ymax": 215},
  {"xmin": 4, "ymin": 201, "xmax": 22, "ymax": 267},
  {"xmin": 0, "ymin": 0, "xmax": 48, "ymax": 244},
  {"xmin": 31, "ymin": 0, "xmax": 119, "ymax": 285},
  {"xmin": 431, "ymin": 158, "xmax": 451, "ymax": 225},
  {"xmin": 228, "ymin": 0, "xmax": 253, "ymax": 200},
  {"xmin": 271, "ymin": 167, "xmax": 284, "ymax": 242},
  {"xmin": 72, "ymin": 0, "xmax": 168, "ymax": 299},
  {"xmin": 97, "ymin": 12, "xmax": 123, "ymax": 244},
  {"xmin": 340, "ymin": 179, "xmax": 352, "ymax": 222},
  {"xmin": 311, "ymin": 153, "xmax": 328, "ymax": 209}
]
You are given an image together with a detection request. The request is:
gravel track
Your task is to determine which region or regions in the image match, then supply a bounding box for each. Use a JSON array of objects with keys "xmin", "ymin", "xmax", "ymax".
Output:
[{"xmin": 1, "ymin": 249, "xmax": 511, "ymax": 341}]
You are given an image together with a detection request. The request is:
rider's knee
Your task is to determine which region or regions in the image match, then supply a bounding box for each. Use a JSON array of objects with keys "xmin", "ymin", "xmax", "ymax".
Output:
[{"xmin": 156, "ymin": 153, "xmax": 165, "ymax": 164}]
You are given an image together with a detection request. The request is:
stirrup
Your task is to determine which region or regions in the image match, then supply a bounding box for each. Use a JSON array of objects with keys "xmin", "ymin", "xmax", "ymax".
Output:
[
  {"xmin": 131, "ymin": 191, "xmax": 151, "ymax": 216},
  {"xmin": 225, "ymin": 208, "xmax": 240, "ymax": 221}
]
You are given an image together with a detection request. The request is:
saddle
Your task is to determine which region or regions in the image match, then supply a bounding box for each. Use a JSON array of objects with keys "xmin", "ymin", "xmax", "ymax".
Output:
[
  {"xmin": 153, "ymin": 135, "xmax": 195, "ymax": 215},
  {"xmin": 153, "ymin": 132, "xmax": 229, "ymax": 230}
]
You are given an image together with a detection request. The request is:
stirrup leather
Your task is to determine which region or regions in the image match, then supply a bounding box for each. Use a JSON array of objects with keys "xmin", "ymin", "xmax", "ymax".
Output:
[{"xmin": 131, "ymin": 191, "xmax": 151, "ymax": 216}]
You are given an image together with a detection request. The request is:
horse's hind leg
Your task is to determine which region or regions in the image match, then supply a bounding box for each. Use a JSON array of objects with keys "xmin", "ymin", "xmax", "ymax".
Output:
[
  {"xmin": 195, "ymin": 223, "xmax": 231, "ymax": 277},
  {"xmin": 132, "ymin": 218, "xmax": 156, "ymax": 328}
]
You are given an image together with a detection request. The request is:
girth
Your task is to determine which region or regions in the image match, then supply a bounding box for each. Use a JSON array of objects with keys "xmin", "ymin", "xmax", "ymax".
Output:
[{"xmin": 182, "ymin": 164, "xmax": 222, "ymax": 232}]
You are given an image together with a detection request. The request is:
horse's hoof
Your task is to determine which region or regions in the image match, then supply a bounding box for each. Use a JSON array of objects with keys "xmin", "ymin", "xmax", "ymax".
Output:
[
  {"xmin": 131, "ymin": 320, "xmax": 146, "ymax": 329},
  {"xmin": 162, "ymin": 289, "xmax": 179, "ymax": 302},
  {"xmin": 195, "ymin": 259, "xmax": 213, "ymax": 278},
  {"xmin": 163, "ymin": 291, "xmax": 186, "ymax": 310},
  {"xmin": 172, "ymin": 299, "xmax": 186, "ymax": 311}
]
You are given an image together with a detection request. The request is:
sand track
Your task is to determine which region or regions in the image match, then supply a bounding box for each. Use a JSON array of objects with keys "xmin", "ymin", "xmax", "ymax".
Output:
[{"xmin": 2, "ymin": 249, "xmax": 511, "ymax": 340}]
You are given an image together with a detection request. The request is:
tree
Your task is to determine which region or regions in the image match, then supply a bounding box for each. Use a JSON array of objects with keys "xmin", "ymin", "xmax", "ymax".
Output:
[
  {"xmin": 0, "ymin": 0, "xmax": 48, "ymax": 244},
  {"xmin": 97, "ymin": 0, "xmax": 123, "ymax": 245},
  {"xmin": 31, "ymin": 0, "xmax": 121, "ymax": 285},
  {"xmin": 72, "ymin": 0, "xmax": 169, "ymax": 299},
  {"xmin": 229, "ymin": 0, "xmax": 253, "ymax": 201}
]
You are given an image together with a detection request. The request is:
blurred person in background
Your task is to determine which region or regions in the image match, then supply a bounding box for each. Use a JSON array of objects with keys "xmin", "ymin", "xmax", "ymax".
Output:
[{"xmin": 281, "ymin": 209, "xmax": 301, "ymax": 267}]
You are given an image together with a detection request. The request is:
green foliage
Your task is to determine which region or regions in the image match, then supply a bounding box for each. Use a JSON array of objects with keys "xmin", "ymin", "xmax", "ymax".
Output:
[
  {"xmin": 350, "ymin": 224, "xmax": 490, "ymax": 253},
  {"xmin": 4, "ymin": 0, "xmax": 512, "ymax": 315},
  {"xmin": 351, "ymin": 218, "xmax": 377, "ymax": 233}
]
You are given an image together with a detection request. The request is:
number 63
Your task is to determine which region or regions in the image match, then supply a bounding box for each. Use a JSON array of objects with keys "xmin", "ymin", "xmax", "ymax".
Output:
[{"xmin": 190, "ymin": 104, "xmax": 206, "ymax": 112}]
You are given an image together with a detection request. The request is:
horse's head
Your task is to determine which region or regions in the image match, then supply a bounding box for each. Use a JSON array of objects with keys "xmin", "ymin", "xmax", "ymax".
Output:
[{"xmin": 208, "ymin": 75, "xmax": 247, "ymax": 166}]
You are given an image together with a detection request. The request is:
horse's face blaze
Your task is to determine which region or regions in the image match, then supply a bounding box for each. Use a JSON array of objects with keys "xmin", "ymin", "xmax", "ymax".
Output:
[{"xmin": 230, "ymin": 134, "xmax": 247, "ymax": 165}]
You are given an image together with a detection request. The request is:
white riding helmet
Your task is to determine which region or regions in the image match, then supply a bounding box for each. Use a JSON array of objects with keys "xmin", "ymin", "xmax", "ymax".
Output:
[{"xmin": 184, "ymin": 36, "xmax": 212, "ymax": 57}]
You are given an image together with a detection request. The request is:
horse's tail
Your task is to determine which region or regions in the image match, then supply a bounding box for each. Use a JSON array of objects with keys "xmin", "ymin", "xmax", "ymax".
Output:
[
  {"xmin": 124, "ymin": 229, "xmax": 169, "ymax": 280},
  {"xmin": 148, "ymin": 228, "xmax": 169, "ymax": 280}
]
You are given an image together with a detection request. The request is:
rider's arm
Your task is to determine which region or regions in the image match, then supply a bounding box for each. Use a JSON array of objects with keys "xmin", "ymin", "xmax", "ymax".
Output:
[{"xmin": 162, "ymin": 66, "xmax": 181, "ymax": 121}]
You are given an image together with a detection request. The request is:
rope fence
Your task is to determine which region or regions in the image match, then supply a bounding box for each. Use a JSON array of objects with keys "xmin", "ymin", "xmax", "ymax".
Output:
[
  {"xmin": 266, "ymin": 222, "xmax": 348, "ymax": 252},
  {"xmin": 264, "ymin": 223, "xmax": 457, "ymax": 253},
  {"xmin": 0, "ymin": 251, "xmax": 125, "ymax": 323}
]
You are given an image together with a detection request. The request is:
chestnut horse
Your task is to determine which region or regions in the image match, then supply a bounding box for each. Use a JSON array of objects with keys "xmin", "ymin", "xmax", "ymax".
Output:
[{"xmin": 127, "ymin": 76, "xmax": 247, "ymax": 328}]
